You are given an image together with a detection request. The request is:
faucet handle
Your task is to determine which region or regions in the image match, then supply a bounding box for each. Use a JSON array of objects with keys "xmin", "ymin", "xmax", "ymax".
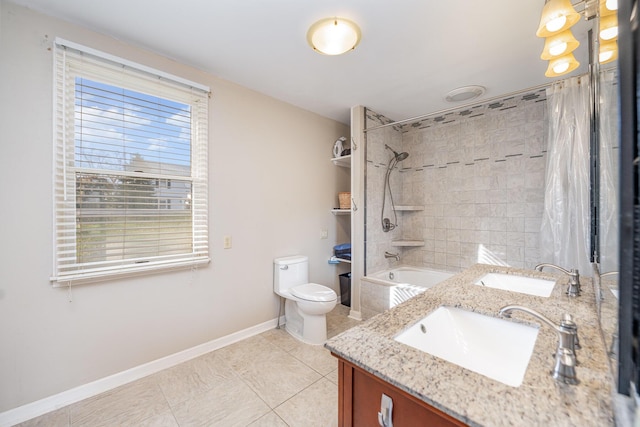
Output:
[
  {"xmin": 560, "ymin": 313, "xmax": 581, "ymax": 351},
  {"xmin": 565, "ymin": 269, "xmax": 581, "ymax": 297}
]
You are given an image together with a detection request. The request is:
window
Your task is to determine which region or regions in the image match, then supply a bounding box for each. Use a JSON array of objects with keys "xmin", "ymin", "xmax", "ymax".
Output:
[{"xmin": 52, "ymin": 39, "xmax": 210, "ymax": 285}]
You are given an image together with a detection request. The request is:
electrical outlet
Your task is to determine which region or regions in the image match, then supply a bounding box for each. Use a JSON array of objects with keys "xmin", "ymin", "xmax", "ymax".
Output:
[
  {"xmin": 320, "ymin": 229, "xmax": 328, "ymax": 239},
  {"xmin": 223, "ymin": 235, "xmax": 232, "ymax": 249}
]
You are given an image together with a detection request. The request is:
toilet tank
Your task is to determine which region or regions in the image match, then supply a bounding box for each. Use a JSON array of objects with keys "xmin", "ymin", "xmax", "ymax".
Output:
[{"xmin": 274, "ymin": 255, "xmax": 309, "ymax": 293}]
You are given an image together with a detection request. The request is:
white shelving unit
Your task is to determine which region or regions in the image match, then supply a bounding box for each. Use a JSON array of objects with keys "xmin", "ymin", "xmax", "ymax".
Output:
[{"xmin": 331, "ymin": 154, "xmax": 351, "ymax": 265}]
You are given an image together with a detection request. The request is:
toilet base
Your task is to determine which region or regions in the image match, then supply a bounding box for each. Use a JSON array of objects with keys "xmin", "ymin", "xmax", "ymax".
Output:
[{"xmin": 284, "ymin": 299, "xmax": 329, "ymax": 345}]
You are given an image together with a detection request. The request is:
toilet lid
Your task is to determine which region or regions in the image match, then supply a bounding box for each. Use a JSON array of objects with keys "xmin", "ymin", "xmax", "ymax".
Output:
[{"xmin": 291, "ymin": 283, "xmax": 337, "ymax": 302}]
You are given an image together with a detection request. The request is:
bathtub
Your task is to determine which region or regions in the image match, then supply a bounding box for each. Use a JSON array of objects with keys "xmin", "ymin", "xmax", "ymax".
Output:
[{"xmin": 360, "ymin": 266, "xmax": 454, "ymax": 319}]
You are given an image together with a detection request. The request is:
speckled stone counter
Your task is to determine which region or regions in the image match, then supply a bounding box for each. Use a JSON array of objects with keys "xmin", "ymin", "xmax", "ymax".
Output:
[{"xmin": 325, "ymin": 263, "xmax": 614, "ymax": 427}]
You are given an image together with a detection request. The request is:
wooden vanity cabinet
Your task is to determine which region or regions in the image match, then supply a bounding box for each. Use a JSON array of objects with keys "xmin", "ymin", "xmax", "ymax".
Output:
[{"xmin": 336, "ymin": 357, "xmax": 467, "ymax": 427}]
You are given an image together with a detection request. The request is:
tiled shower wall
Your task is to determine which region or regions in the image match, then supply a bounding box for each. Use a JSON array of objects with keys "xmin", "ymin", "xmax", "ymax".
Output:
[{"xmin": 365, "ymin": 90, "xmax": 548, "ymax": 274}]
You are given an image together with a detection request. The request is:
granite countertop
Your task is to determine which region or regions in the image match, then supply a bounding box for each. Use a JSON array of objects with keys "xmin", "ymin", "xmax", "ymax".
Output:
[{"xmin": 325, "ymin": 263, "xmax": 614, "ymax": 427}]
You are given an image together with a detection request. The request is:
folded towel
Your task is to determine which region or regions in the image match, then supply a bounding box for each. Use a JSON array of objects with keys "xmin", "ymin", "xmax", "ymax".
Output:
[{"xmin": 333, "ymin": 243, "xmax": 351, "ymax": 251}]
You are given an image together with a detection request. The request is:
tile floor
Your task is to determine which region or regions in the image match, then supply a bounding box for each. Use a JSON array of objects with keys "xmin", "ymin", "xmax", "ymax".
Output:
[{"xmin": 16, "ymin": 305, "xmax": 360, "ymax": 427}]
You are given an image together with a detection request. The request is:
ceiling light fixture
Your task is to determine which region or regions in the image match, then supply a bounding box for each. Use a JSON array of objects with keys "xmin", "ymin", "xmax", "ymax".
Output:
[
  {"xmin": 444, "ymin": 85, "xmax": 486, "ymax": 103},
  {"xmin": 307, "ymin": 17, "xmax": 361, "ymax": 55}
]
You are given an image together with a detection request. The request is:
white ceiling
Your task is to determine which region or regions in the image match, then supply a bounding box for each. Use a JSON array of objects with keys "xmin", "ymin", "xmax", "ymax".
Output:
[{"xmin": 11, "ymin": 0, "xmax": 592, "ymax": 124}]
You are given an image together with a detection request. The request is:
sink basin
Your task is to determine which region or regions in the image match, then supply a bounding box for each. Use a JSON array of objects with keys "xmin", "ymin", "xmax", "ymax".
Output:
[
  {"xmin": 474, "ymin": 273, "xmax": 556, "ymax": 297},
  {"xmin": 394, "ymin": 306, "xmax": 539, "ymax": 387}
]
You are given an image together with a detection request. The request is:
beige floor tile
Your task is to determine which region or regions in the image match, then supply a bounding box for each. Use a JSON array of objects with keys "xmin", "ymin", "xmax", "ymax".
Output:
[
  {"xmin": 15, "ymin": 407, "xmax": 69, "ymax": 427},
  {"xmin": 69, "ymin": 377, "xmax": 170, "ymax": 427},
  {"xmin": 260, "ymin": 328, "xmax": 299, "ymax": 352},
  {"xmin": 25, "ymin": 310, "xmax": 357, "ymax": 427},
  {"xmin": 214, "ymin": 335, "xmax": 275, "ymax": 369},
  {"xmin": 172, "ymin": 378, "xmax": 270, "ymax": 427},
  {"xmin": 288, "ymin": 342, "xmax": 337, "ymax": 376},
  {"xmin": 190, "ymin": 350, "xmax": 240, "ymax": 386},
  {"xmin": 247, "ymin": 411, "xmax": 289, "ymax": 426},
  {"xmin": 327, "ymin": 305, "xmax": 360, "ymax": 339},
  {"xmin": 231, "ymin": 347, "xmax": 322, "ymax": 408},
  {"xmin": 134, "ymin": 410, "xmax": 179, "ymax": 427},
  {"xmin": 325, "ymin": 368, "xmax": 338, "ymax": 385},
  {"xmin": 275, "ymin": 378, "xmax": 338, "ymax": 427},
  {"xmin": 153, "ymin": 359, "xmax": 211, "ymax": 407}
]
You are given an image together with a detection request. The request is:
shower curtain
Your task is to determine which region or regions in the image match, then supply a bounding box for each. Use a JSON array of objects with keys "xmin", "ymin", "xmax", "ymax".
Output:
[
  {"xmin": 540, "ymin": 76, "xmax": 592, "ymax": 274},
  {"xmin": 599, "ymin": 69, "xmax": 619, "ymax": 273}
]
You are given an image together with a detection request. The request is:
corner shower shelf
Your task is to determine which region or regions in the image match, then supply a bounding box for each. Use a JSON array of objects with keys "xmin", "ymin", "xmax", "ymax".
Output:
[
  {"xmin": 391, "ymin": 240, "xmax": 425, "ymax": 247},
  {"xmin": 331, "ymin": 155, "xmax": 351, "ymax": 168},
  {"xmin": 331, "ymin": 209, "xmax": 351, "ymax": 215},
  {"xmin": 394, "ymin": 205, "xmax": 424, "ymax": 211},
  {"xmin": 328, "ymin": 256, "xmax": 351, "ymax": 264}
]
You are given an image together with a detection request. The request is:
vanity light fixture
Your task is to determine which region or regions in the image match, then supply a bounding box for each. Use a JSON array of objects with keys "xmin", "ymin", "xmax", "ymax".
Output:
[
  {"xmin": 536, "ymin": 0, "xmax": 581, "ymax": 37},
  {"xmin": 599, "ymin": 40, "xmax": 618, "ymax": 63},
  {"xmin": 599, "ymin": 13, "xmax": 619, "ymax": 41},
  {"xmin": 307, "ymin": 17, "xmax": 361, "ymax": 55},
  {"xmin": 545, "ymin": 52, "xmax": 580, "ymax": 77},
  {"xmin": 540, "ymin": 29, "xmax": 580, "ymax": 59},
  {"xmin": 537, "ymin": 0, "xmax": 620, "ymax": 76}
]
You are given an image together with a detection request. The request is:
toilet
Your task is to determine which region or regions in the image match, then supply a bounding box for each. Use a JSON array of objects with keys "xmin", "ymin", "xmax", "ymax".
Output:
[{"xmin": 273, "ymin": 255, "xmax": 338, "ymax": 345}]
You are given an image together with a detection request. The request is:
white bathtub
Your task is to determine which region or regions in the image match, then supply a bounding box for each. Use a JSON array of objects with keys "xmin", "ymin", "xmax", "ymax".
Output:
[{"xmin": 360, "ymin": 267, "xmax": 454, "ymax": 319}]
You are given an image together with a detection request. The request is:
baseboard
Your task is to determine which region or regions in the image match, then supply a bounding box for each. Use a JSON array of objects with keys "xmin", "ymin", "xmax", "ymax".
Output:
[{"xmin": 0, "ymin": 315, "xmax": 285, "ymax": 427}]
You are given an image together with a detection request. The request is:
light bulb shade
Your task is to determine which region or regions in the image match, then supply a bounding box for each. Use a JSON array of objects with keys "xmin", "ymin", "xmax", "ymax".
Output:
[
  {"xmin": 599, "ymin": 0, "xmax": 617, "ymax": 16},
  {"xmin": 545, "ymin": 52, "xmax": 580, "ymax": 77},
  {"xmin": 605, "ymin": 0, "xmax": 618, "ymax": 12},
  {"xmin": 599, "ymin": 14, "xmax": 619, "ymax": 41},
  {"xmin": 599, "ymin": 40, "xmax": 618, "ymax": 63},
  {"xmin": 536, "ymin": 0, "xmax": 581, "ymax": 37},
  {"xmin": 540, "ymin": 29, "xmax": 580, "ymax": 59},
  {"xmin": 307, "ymin": 17, "xmax": 361, "ymax": 55}
]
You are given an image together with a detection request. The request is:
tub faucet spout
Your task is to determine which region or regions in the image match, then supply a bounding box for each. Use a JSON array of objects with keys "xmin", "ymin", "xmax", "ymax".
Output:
[
  {"xmin": 535, "ymin": 263, "xmax": 581, "ymax": 297},
  {"xmin": 499, "ymin": 305, "xmax": 579, "ymax": 385},
  {"xmin": 384, "ymin": 251, "xmax": 400, "ymax": 261}
]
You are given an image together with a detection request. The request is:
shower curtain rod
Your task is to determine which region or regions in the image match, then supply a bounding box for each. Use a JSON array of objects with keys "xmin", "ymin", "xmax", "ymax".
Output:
[{"xmin": 362, "ymin": 77, "xmax": 586, "ymax": 133}]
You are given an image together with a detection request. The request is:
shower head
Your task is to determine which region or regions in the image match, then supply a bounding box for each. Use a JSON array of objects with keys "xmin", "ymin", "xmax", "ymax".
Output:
[
  {"xmin": 385, "ymin": 144, "xmax": 409, "ymax": 161},
  {"xmin": 396, "ymin": 151, "xmax": 409, "ymax": 161}
]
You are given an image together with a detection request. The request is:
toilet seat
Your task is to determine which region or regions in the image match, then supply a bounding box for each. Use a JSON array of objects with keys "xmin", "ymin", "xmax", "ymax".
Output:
[{"xmin": 291, "ymin": 283, "xmax": 337, "ymax": 302}]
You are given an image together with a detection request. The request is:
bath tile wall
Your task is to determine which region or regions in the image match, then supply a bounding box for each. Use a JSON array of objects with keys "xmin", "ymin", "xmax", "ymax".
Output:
[{"xmin": 365, "ymin": 90, "xmax": 548, "ymax": 274}]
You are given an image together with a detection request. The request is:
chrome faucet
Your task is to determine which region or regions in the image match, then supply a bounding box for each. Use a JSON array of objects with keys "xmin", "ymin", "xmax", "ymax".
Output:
[
  {"xmin": 499, "ymin": 305, "xmax": 580, "ymax": 385},
  {"xmin": 535, "ymin": 263, "xmax": 581, "ymax": 297},
  {"xmin": 384, "ymin": 251, "xmax": 400, "ymax": 261}
]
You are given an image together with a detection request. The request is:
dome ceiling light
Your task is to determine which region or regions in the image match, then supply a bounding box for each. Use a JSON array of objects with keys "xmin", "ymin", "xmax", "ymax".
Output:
[
  {"xmin": 444, "ymin": 86, "xmax": 486, "ymax": 103},
  {"xmin": 307, "ymin": 17, "xmax": 361, "ymax": 55}
]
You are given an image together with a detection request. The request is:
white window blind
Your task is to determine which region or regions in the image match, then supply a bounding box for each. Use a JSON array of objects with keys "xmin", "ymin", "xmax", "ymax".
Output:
[{"xmin": 52, "ymin": 39, "xmax": 210, "ymax": 285}]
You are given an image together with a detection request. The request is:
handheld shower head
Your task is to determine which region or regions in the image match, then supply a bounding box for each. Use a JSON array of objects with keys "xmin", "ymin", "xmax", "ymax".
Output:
[{"xmin": 384, "ymin": 144, "xmax": 409, "ymax": 161}]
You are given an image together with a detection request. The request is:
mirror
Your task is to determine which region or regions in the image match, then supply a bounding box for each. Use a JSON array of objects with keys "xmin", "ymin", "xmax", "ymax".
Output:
[{"xmin": 597, "ymin": 65, "xmax": 620, "ymax": 379}]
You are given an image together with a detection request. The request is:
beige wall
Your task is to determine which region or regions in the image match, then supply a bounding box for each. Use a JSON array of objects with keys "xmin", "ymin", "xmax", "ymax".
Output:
[{"xmin": 0, "ymin": 1, "xmax": 349, "ymax": 412}]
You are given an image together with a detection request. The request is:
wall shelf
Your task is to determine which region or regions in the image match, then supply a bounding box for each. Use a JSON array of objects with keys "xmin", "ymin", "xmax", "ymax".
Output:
[
  {"xmin": 331, "ymin": 209, "xmax": 351, "ymax": 215},
  {"xmin": 391, "ymin": 240, "xmax": 425, "ymax": 247},
  {"xmin": 329, "ymin": 256, "xmax": 352, "ymax": 264},
  {"xmin": 331, "ymin": 155, "xmax": 351, "ymax": 168}
]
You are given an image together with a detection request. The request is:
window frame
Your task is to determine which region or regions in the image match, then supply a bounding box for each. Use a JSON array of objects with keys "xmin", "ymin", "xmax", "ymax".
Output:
[{"xmin": 51, "ymin": 38, "xmax": 210, "ymax": 286}]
